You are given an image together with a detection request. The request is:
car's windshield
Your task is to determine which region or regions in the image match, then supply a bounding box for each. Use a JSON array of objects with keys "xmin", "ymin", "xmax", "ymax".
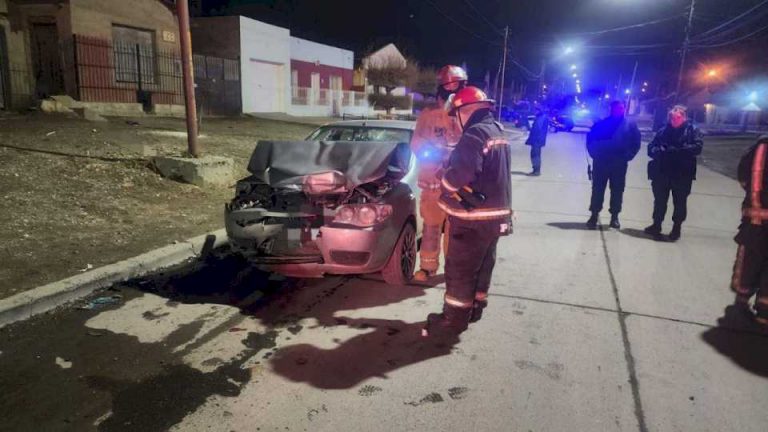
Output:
[{"xmin": 307, "ymin": 126, "xmax": 412, "ymax": 143}]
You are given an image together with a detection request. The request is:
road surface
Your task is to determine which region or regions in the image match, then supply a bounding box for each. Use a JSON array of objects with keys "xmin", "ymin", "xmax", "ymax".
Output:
[{"xmin": 1, "ymin": 129, "xmax": 766, "ymax": 432}]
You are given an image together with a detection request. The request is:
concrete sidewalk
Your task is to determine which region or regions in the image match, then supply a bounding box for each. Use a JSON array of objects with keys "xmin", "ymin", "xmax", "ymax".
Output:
[{"xmin": 1, "ymin": 130, "xmax": 765, "ymax": 432}]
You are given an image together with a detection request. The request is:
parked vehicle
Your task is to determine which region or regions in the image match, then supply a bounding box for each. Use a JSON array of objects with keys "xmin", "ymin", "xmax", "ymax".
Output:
[
  {"xmin": 549, "ymin": 115, "xmax": 575, "ymax": 133},
  {"xmin": 225, "ymin": 120, "xmax": 420, "ymax": 285}
]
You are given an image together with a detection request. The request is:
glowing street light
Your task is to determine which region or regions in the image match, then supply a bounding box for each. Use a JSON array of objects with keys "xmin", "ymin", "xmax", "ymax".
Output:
[
  {"xmin": 570, "ymin": 64, "xmax": 577, "ymax": 71},
  {"xmin": 749, "ymin": 91, "xmax": 758, "ymax": 102},
  {"xmin": 572, "ymin": 73, "xmax": 578, "ymax": 78},
  {"xmin": 564, "ymin": 46, "xmax": 574, "ymax": 55},
  {"xmin": 643, "ymin": 81, "xmax": 649, "ymax": 87},
  {"xmin": 604, "ymin": 93, "xmax": 611, "ymax": 99},
  {"xmin": 707, "ymin": 69, "xmax": 718, "ymax": 78},
  {"xmin": 624, "ymin": 89, "xmax": 631, "ymax": 95}
]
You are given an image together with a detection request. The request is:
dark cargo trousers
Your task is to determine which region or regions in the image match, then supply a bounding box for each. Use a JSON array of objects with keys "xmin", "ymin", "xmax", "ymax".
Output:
[
  {"xmin": 732, "ymin": 239, "xmax": 768, "ymax": 326},
  {"xmin": 442, "ymin": 218, "xmax": 502, "ymax": 323}
]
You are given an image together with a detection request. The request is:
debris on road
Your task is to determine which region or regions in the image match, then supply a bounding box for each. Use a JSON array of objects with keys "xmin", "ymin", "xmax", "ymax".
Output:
[
  {"xmin": 78, "ymin": 263, "xmax": 94, "ymax": 272},
  {"xmin": 45, "ymin": 131, "xmax": 56, "ymax": 137},
  {"xmin": 55, "ymin": 357, "xmax": 73, "ymax": 369},
  {"xmin": 78, "ymin": 295, "xmax": 122, "ymax": 310}
]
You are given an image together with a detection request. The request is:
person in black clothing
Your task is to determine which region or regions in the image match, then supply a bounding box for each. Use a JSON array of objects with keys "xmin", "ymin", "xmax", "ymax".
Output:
[
  {"xmin": 526, "ymin": 105, "xmax": 549, "ymax": 176},
  {"xmin": 586, "ymin": 101, "xmax": 642, "ymax": 229},
  {"xmin": 644, "ymin": 105, "xmax": 703, "ymax": 241},
  {"xmin": 423, "ymin": 86, "xmax": 513, "ymax": 337}
]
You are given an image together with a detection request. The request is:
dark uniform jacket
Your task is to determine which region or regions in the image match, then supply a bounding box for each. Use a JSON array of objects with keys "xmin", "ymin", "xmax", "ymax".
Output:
[
  {"xmin": 526, "ymin": 112, "xmax": 549, "ymax": 147},
  {"xmin": 736, "ymin": 136, "xmax": 768, "ymax": 250},
  {"xmin": 439, "ymin": 109, "xmax": 512, "ymax": 221},
  {"xmin": 587, "ymin": 116, "xmax": 642, "ymax": 166},
  {"xmin": 647, "ymin": 122, "xmax": 703, "ymax": 180}
]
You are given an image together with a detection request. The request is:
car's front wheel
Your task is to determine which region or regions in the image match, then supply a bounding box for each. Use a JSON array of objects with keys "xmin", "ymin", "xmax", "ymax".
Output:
[{"xmin": 381, "ymin": 222, "xmax": 416, "ymax": 285}]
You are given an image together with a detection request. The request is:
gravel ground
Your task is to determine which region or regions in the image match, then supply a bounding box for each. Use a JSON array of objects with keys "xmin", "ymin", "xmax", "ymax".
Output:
[{"xmin": 0, "ymin": 113, "xmax": 316, "ymax": 299}]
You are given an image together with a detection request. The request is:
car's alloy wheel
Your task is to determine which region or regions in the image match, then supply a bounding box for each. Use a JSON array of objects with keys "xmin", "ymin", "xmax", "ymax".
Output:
[{"xmin": 381, "ymin": 223, "xmax": 416, "ymax": 285}]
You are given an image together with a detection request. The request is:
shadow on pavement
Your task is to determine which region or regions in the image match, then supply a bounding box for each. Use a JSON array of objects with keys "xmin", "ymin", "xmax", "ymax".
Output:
[
  {"xmin": 0, "ymin": 249, "xmax": 456, "ymax": 431},
  {"xmin": 511, "ymin": 170, "xmax": 532, "ymax": 176},
  {"xmin": 270, "ymin": 317, "xmax": 458, "ymax": 389},
  {"xmin": 547, "ymin": 222, "xmax": 594, "ymax": 231},
  {"xmin": 701, "ymin": 305, "xmax": 768, "ymax": 378},
  {"xmin": 619, "ymin": 228, "xmax": 668, "ymax": 242}
]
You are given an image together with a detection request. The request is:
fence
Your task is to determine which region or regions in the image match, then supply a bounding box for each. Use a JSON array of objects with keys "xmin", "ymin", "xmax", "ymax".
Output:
[
  {"xmin": 65, "ymin": 35, "xmax": 240, "ymax": 115},
  {"xmin": 291, "ymin": 86, "xmax": 368, "ymax": 108}
]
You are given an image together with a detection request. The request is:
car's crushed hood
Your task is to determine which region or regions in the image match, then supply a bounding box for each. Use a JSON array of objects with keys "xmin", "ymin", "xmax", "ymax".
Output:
[{"xmin": 247, "ymin": 140, "xmax": 411, "ymax": 189}]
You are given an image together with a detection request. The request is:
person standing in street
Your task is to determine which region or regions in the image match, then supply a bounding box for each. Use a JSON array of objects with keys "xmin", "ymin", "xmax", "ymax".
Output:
[
  {"xmin": 423, "ymin": 87, "xmax": 512, "ymax": 337},
  {"xmin": 586, "ymin": 101, "xmax": 642, "ymax": 229},
  {"xmin": 526, "ymin": 104, "xmax": 549, "ymax": 176},
  {"xmin": 730, "ymin": 135, "xmax": 768, "ymax": 330},
  {"xmin": 644, "ymin": 105, "xmax": 703, "ymax": 241},
  {"xmin": 410, "ymin": 65, "xmax": 467, "ymax": 282}
]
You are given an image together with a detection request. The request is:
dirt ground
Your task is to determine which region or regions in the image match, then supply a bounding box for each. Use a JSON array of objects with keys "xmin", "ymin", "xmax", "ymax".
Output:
[
  {"xmin": 699, "ymin": 134, "xmax": 763, "ymax": 180},
  {"xmin": 0, "ymin": 113, "xmax": 316, "ymax": 299}
]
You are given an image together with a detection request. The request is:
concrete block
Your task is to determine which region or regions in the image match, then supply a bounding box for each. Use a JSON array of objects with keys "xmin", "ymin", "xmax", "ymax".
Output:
[
  {"xmin": 50, "ymin": 95, "xmax": 79, "ymax": 109},
  {"xmin": 152, "ymin": 155, "xmax": 234, "ymax": 187},
  {"xmin": 39, "ymin": 99, "xmax": 74, "ymax": 114},
  {"xmin": 73, "ymin": 107, "xmax": 108, "ymax": 122}
]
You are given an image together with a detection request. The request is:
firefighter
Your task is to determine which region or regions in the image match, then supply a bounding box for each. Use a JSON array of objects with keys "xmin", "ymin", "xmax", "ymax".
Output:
[
  {"xmin": 423, "ymin": 87, "xmax": 512, "ymax": 337},
  {"xmin": 730, "ymin": 135, "xmax": 768, "ymax": 330},
  {"xmin": 410, "ymin": 65, "xmax": 467, "ymax": 282}
]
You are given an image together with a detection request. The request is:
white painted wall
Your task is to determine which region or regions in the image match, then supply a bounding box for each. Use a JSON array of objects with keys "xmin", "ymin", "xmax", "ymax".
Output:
[
  {"xmin": 239, "ymin": 16, "xmax": 291, "ymax": 113},
  {"xmin": 290, "ymin": 37, "xmax": 353, "ymax": 70}
]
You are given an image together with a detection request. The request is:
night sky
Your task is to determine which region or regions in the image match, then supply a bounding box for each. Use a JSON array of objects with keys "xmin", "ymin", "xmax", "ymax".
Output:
[{"xmin": 200, "ymin": 0, "xmax": 768, "ymax": 98}]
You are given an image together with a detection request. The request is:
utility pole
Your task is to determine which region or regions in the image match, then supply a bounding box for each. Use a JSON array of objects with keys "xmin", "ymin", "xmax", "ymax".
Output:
[
  {"xmin": 177, "ymin": 0, "xmax": 200, "ymax": 157},
  {"xmin": 498, "ymin": 25, "xmax": 509, "ymax": 121},
  {"xmin": 674, "ymin": 0, "xmax": 696, "ymax": 104},
  {"xmin": 627, "ymin": 60, "xmax": 639, "ymax": 112}
]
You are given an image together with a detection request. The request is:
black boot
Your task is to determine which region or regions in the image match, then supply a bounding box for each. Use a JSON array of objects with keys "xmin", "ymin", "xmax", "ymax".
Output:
[
  {"xmin": 669, "ymin": 222, "xmax": 682, "ymax": 241},
  {"xmin": 423, "ymin": 306, "xmax": 470, "ymax": 337},
  {"xmin": 644, "ymin": 221, "xmax": 662, "ymax": 237},
  {"xmin": 469, "ymin": 301, "xmax": 487, "ymax": 323},
  {"xmin": 586, "ymin": 212, "xmax": 599, "ymax": 229},
  {"xmin": 609, "ymin": 214, "xmax": 621, "ymax": 229}
]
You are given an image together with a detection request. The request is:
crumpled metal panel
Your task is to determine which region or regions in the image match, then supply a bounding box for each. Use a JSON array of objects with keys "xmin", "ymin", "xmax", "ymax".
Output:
[{"xmin": 247, "ymin": 140, "xmax": 412, "ymax": 189}]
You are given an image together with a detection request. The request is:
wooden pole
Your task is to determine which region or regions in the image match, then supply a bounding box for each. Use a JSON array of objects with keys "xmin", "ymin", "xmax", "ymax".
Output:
[{"xmin": 177, "ymin": 0, "xmax": 200, "ymax": 157}]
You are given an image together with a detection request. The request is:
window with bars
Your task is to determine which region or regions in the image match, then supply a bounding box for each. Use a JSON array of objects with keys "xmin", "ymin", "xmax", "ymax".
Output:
[{"xmin": 112, "ymin": 25, "xmax": 156, "ymax": 84}]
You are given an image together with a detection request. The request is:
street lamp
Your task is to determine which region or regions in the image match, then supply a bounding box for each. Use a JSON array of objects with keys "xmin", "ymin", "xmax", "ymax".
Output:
[
  {"xmin": 604, "ymin": 93, "xmax": 611, "ymax": 100},
  {"xmin": 707, "ymin": 69, "xmax": 718, "ymax": 78},
  {"xmin": 624, "ymin": 89, "xmax": 631, "ymax": 95},
  {"xmin": 572, "ymin": 73, "xmax": 578, "ymax": 78},
  {"xmin": 570, "ymin": 64, "xmax": 577, "ymax": 71},
  {"xmin": 749, "ymin": 91, "xmax": 758, "ymax": 102},
  {"xmin": 564, "ymin": 46, "xmax": 574, "ymax": 55}
]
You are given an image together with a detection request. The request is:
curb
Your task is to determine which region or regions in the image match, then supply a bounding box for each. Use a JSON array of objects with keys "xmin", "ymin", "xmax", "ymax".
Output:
[{"xmin": 0, "ymin": 229, "xmax": 229, "ymax": 329}]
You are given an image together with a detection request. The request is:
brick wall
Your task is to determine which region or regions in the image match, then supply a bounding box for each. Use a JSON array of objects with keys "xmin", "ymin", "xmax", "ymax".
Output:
[{"xmin": 291, "ymin": 59, "xmax": 352, "ymax": 90}]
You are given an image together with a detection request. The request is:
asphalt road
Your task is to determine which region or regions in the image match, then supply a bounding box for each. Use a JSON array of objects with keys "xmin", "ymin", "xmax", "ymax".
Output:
[{"xmin": 1, "ymin": 130, "xmax": 767, "ymax": 432}]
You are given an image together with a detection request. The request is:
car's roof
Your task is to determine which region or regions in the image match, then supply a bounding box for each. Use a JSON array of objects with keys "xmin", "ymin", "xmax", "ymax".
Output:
[{"xmin": 318, "ymin": 119, "xmax": 416, "ymax": 131}]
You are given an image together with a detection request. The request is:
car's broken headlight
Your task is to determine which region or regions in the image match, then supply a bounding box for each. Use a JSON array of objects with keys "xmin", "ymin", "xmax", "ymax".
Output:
[{"xmin": 333, "ymin": 204, "xmax": 393, "ymax": 227}]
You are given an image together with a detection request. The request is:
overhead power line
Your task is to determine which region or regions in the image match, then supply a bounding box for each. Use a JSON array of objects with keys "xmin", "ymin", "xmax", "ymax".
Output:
[
  {"xmin": 691, "ymin": 0, "xmax": 768, "ymax": 41},
  {"xmin": 423, "ymin": 0, "xmax": 500, "ymax": 45},
  {"xmin": 566, "ymin": 14, "xmax": 685, "ymax": 37},
  {"xmin": 463, "ymin": 0, "xmax": 504, "ymax": 36},
  {"xmin": 691, "ymin": 23, "xmax": 768, "ymax": 48}
]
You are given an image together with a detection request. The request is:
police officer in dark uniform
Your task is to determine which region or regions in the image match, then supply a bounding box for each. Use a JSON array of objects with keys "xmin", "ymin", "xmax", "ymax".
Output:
[
  {"xmin": 731, "ymin": 135, "xmax": 768, "ymax": 330},
  {"xmin": 423, "ymin": 87, "xmax": 513, "ymax": 337},
  {"xmin": 586, "ymin": 101, "xmax": 641, "ymax": 229}
]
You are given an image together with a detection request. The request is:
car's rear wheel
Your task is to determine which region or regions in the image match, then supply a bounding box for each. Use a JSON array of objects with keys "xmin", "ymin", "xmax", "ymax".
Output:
[{"xmin": 381, "ymin": 222, "xmax": 416, "ymax": 285}]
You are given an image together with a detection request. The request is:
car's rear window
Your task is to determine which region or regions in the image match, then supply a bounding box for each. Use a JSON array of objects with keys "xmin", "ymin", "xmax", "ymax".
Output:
[{"xmin": 307, "ymin": 126, "xmax": 412, "ymax": 143}]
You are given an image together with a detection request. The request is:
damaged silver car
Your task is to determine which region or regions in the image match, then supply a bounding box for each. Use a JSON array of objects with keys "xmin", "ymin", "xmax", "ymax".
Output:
[{"xmin": 225, "ymin": 120, "xmax": 419, "ymax": 285}]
